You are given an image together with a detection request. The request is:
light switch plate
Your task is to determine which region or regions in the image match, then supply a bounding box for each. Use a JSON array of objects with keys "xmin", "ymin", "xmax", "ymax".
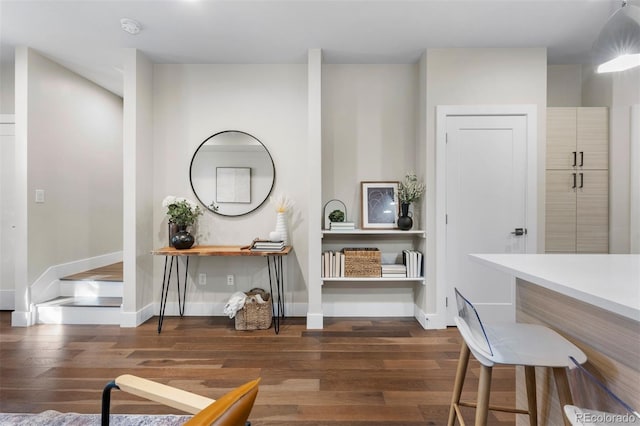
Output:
[{"xmin": 35, "ymin": 189, "xmax": 45, "ymax": 203}]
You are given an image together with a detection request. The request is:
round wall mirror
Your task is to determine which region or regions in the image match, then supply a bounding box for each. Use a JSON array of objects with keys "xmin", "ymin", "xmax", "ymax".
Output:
[{"xmin": 190, "ymin": 130, "xmax": 275, "ymax": 217}]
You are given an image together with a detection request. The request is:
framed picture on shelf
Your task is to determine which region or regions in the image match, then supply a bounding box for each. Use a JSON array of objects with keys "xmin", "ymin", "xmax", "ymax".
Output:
[{"xmin": 360, "ymin": 181, "xmax": 399, "ymax": 229}]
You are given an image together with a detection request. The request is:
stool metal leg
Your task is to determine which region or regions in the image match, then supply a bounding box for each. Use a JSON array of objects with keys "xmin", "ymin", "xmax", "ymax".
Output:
[
  {"xmin": 524, "ymin": 366, "xmax": 537, "ymax": 426},
  {"xmin": 448, "ymin": 341, "xmax": 471, "ymax": 426},
  {"xmin": 475, "ymin": 364, "xmax": 492, "ymax": 426}
]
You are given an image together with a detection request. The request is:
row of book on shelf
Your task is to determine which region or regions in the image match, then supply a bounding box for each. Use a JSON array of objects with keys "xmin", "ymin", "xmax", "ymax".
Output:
[{"xmin": 321, "ymin": 249, "xmax": 423, "ymax": 278}]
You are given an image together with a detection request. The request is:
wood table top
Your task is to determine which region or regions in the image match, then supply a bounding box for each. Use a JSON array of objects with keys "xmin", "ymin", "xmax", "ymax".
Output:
[{"xmin": 151, "ymin": 245, "xmax": 292, "ymax": 257}]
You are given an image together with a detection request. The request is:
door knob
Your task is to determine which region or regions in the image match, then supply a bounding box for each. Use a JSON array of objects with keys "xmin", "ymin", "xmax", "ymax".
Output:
[{"xmin": 511, "ymin": 228, "xmax": 527, "ymax": 236}]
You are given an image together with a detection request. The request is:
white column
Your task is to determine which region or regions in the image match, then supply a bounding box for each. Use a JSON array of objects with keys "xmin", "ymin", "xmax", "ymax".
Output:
[{"xmin": 306, "ymin": 49, "xmax": 323, "ymax": 329}]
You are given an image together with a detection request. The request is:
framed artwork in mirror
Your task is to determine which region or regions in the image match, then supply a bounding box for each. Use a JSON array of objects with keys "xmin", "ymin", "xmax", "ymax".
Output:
[
  {"xmin": 360, "ymin": 181, "xmax": 399, "ymax": 229},
  {"xmin": 216, "ymin": 167, "xmax": 251, "ymax": 203}
]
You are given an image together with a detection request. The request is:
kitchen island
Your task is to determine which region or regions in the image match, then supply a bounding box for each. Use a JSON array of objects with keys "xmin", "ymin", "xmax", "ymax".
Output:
[{"xmin": 470, "ymin": 254, "xmax": 639, "ymax": 425}]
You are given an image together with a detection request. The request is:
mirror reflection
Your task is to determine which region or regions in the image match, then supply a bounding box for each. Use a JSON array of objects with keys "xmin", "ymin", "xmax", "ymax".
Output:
[{"xmin": 190, "ymin": 131, "xmax": 275, "ymax": 216}]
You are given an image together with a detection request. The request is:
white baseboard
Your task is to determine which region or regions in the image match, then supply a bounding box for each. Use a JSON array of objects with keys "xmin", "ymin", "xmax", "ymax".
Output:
[
  {"xmin": 0, "ymin": 289, "xmax": 15, "ymax": 310},
  {"xmin": 322, "ymin": 301, "xmax": 414, "ymax": 317},
  {"xmin": 120, "ymin": 302, "xmax": 155, "ymax": 328},
  {"xmin": 423, "ymin": 313, "xmax": 447, "ymax": 329},
  {"xmin": 155, "ymin": 301, "xmax": 308, "ymax": 318}
]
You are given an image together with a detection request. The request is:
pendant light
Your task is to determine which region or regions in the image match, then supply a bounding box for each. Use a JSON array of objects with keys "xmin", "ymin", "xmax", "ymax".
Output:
[{"xmin": 592, "ymin": 0, "xmax": 640, "ymax": 73}]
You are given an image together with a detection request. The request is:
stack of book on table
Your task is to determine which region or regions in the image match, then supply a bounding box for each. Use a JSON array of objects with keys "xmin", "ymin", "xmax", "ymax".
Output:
[
  {"xmin": 403, "ymin": 250, "xmax": 423, "ymax": 278},
  {"xmin": 330, "ymin": 221, "xmax": 356, "ymax": 231},
  {"xmin": 381, "ymin": 264, "xmax": 407, "ymax": 278},
  {"xmin": 251, "ymin": 240, "xmax": 285, "ymax": 252}
]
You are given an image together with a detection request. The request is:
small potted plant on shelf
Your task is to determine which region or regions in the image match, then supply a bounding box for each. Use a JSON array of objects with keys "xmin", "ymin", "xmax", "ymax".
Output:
[
  {"xmin": 397, "ymin": 172, "xmax": 425, "ymax": 230},
  {"xmin": 328, "ymin": 209, "xmax": 345, "ymax": 223},
  {"xmin": 163, "ymin": 196, "xmax": 203, "ymax": 249}
]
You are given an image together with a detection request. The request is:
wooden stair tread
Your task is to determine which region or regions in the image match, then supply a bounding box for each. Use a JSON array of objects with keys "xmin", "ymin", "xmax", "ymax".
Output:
[{"xmin": 60, "ymin": 262, "xmax": 123, "ymax": 282}]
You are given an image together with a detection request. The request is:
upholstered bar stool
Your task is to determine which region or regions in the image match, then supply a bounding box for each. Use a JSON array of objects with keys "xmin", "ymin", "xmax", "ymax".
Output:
[{"xmin": 448, "ymin": 288, "xmax": 587, "ymax": 426}]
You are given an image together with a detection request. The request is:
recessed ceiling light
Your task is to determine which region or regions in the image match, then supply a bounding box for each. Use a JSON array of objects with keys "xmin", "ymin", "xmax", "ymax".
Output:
[{"xmin": 120, "ymin": 18, "xmax": 142, "ymax": 35}]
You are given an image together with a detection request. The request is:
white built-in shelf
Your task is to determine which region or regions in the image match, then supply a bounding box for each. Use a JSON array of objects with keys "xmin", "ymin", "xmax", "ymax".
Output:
[
  {"xmin": 322, "ymin": 277, "xmax": 425, "ymax": 284},
  {"xmin": 322, "ymin": 229, "xmax": 425, "ymax": 237}
]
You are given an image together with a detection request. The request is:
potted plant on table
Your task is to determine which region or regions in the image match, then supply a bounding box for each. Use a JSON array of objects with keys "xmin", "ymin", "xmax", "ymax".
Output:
[
  {"xmin": 162, "ymin": 196, "xmax": 203, "ymax": 249},
  {"xmin": 397, "ymin": 173, "xmax": 425, "ymax": 230}
]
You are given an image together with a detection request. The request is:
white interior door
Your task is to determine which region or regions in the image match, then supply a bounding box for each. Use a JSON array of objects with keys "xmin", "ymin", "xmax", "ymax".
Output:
[
  {"xmin": 0, "ymin": 119, "xmax": 16, "ymax": 310},
  {"xmin": 445, "ymin": 114, "xmax": 528, "ymax": 324}
]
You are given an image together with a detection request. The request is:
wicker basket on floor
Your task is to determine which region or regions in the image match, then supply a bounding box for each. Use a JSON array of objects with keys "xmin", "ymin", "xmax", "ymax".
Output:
[
  {"xmin": 344, "ymin": 247, "xmax": 381, "ymax": 277},
  {"xmin": 235, "ymin": 288, "xmax": 273, "ymax": 330}
]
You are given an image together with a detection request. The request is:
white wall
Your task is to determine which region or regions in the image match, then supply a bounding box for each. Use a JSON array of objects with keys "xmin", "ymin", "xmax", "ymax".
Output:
[
  {"xmin": 24, "ymin": 48, "xmax": 123, "ymax": 283},
  {"xmin": 322, "ymin": 64, "xmax": 419, "ymax": 225},
  {"xmin": 583, "ymin": 65, "xmax": 640, "ymax": 253},
  {"xmin": 152, "ymin": 64, "xmax": 308, "ymax": 316},
  {"xmin": 0, "ymin": 62, "xmax": 15, "ymax": 114},
  {"xmin": 547, "ymin": 65, "xmax": 582, "ymax": 107},
  {"xmin": 610, "ymin": 69, "xmax": 640, "ymax": 254},
  {"xmin": 424, "ymin": 48, "xmax": 547, "ymax": 320}
]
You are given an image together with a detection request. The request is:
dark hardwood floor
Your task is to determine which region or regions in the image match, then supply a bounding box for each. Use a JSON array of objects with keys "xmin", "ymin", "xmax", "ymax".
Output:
[{"xmin": 0, "ymin": 312, "xmax": 516, "ymax": 425}]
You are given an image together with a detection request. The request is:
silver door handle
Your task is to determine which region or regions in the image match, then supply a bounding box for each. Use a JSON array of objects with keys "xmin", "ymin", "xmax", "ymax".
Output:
[{"xmin": 511, "ymin": 228, "xmax": 527, "ymax": 236}]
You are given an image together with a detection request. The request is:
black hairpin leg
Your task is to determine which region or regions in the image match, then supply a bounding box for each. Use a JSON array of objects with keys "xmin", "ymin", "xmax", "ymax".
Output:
[
  {"xmin": 158, "ymin": 256, "xmax": 190, "ymax": 333},
  {"xmin": 158, "ymin": 256, "xmax": 174, "ymax": 333},
  {"xmin": 177, "ymin": 257, "xmax": 189, "ymax": 316},
  {"xmin": 267, "ymin": 255, "xmax": 286, "ymax": 334}
]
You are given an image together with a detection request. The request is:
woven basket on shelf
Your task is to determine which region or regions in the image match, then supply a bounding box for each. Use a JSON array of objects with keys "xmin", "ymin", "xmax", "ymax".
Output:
[
  {"xmin": 344, "ymin": 247, "xmax": 381, "ymax": 277},
  {"xmin": 235, "ymin": 288, "xmax": 273, "ymax": 330}
]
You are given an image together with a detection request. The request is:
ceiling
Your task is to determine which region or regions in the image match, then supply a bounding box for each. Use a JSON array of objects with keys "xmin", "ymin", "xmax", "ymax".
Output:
[{"xmin": 0, "ymin": 0, "xmax": 624, "ymax": 96}]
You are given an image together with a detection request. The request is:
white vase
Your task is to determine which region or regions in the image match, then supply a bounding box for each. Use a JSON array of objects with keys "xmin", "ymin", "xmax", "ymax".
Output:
[{"xmin": 275, "ymin": 212, "xmax": 289, "ymax": 246}]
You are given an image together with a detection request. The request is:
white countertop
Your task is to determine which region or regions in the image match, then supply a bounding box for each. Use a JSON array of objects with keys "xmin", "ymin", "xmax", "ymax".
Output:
[{"xmin": 469, "ymin": 254, "xmax": 640, "ymax": 322}]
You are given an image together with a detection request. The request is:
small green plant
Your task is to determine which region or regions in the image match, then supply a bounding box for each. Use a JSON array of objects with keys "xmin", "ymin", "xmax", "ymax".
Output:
[
  {"xmin": 398, "ymin": 172, "xmax": 425, "ymax": 204},
  {"xmin": 162, "ymin": 196, "xmax": 203, "ymax": 227},
  {"xmin": 328, "ymin": 209, "xmax": 345, "ymax": 222}
]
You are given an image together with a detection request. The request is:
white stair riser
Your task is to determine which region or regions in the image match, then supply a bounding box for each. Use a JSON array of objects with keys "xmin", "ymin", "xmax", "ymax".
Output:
[
  {"xmin": 59, "ymin": 281, "xmax": 123, "ymax": 298},
  {"xmin": 36, "ymin": 306, "xmax": 121, "ymax": 325}
]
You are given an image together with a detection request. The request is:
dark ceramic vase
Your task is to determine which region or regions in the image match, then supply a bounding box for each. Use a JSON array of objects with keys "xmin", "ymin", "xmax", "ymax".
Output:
[
  {"xmin": 168, "ymin": 222, "xmax": 180, "ymax": 247},
  {"xmin": 171, "ymin": 225, "xmax": 195, "ymax": 249},
  {"xmin": 397, "ymin": 203, "xmax": 413, "ymax": 231}
]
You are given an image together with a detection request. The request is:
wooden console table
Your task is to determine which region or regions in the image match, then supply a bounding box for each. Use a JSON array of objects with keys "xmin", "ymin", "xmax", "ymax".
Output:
[{"xmin": 151, "ymin": 245, "xmax": 292, "ymax": 334}]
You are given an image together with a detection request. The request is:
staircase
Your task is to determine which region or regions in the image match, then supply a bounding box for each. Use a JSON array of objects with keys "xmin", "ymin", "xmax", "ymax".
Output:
[{"xmin": 35, "ymin": 262, "xmax": 123, "ymax": 325}]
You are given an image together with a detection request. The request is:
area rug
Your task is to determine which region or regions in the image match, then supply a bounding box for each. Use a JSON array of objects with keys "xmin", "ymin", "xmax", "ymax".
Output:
[{"xmin": 0, "ymin": 410, "xmax": 192, "ymax": 425}]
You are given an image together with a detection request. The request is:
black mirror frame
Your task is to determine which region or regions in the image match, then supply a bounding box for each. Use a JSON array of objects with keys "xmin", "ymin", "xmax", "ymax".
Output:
[{"xmin": 189, "ymin": 130, "xmax": 276, "ymax": 217}]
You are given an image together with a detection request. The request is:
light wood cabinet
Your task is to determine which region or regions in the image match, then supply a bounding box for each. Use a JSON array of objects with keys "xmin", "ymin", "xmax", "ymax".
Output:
[
  {"xmin": 546, "ymin": 107, "xmax": 608, "ymax": 170},
  {"xmin": 545, "ymin": 108, "xmax": 609, "ymax": 253}
]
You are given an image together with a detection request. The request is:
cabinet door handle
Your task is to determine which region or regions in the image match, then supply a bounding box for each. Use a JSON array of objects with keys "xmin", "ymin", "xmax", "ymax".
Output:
[
  {"xmin": 579, "ymin": 151, "xmax": 584, "ymax": 167},
  {"xmin": 579, "ymin": 172, "xmax": 584, "ymax": 188},
  {"xmin": 572, "ymin": 173, "xmax": 577, "ymax": 189},
  {"xmin": 572, "ymin": 151, "xmax": 577, "ymax": 167}
]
